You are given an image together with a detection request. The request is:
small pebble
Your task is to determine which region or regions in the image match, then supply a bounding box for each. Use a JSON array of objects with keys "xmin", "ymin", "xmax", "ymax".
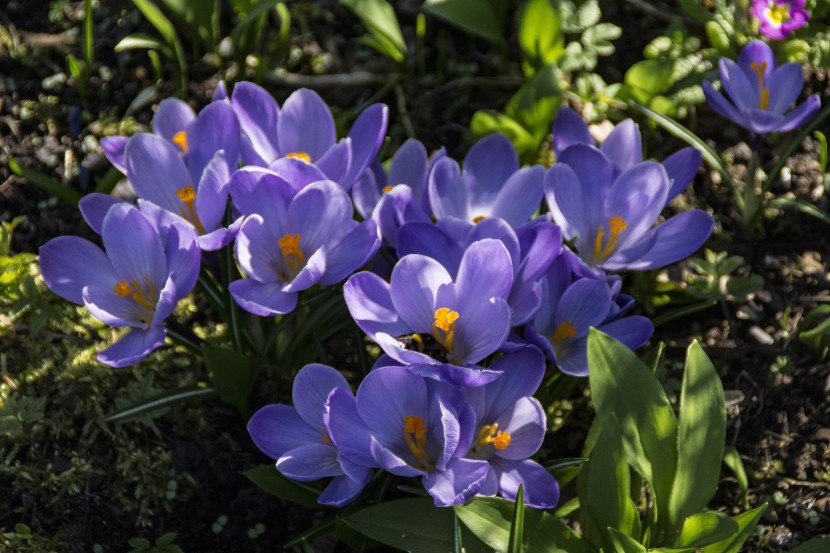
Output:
[{"xmin": 749, "ymin": 325, "xmax": 774, "ymax": 345}]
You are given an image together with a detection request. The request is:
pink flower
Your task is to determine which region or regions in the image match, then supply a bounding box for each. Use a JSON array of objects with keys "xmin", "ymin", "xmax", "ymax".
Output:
[{"xmin": 750, "ymin": 0, "xmax": 810, "ymax": 39}]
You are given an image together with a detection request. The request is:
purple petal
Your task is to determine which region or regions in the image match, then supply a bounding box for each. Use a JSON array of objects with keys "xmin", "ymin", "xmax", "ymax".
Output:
[
  {"xmin": 737, "ymin": 40, "xmax": 775, "ymax": 88},
  {"xmin": 777, "ymin": 95, "xmax": 821, "ymax": 133},
  {"xmin": 152, "ymin": 98, "xmax": 196, "ymax": 143},
  {"xmin": 604, "ymin": 161, "xmax": 669, "ymax": 253},
  {"xmin": 491, "ymin": 397, "xmax": 546, "ymax": 460},
  {"xmin": 422, "ymin": 457, "xmax": 489, "ymax": 507},
  {"xmin": 388, "ymin": 139, "xmax": 428, "ymax": 204},
  {"xmin": 268, "ymin": 157, "xmax": 329, "ymax": 196},
  {"xmin": 319, "ymin": 220, "xmax": 380, "ymax": 285},
  {"xmin": 316, "ymin": 139, "xmax": 353, "ymax": 188},
  {"xmin": 370, "ymin": 436, "xmax": 424, "ymax": 477},
  {"xmin": 277, "ymin": 443, "xmax": 343, "ymax": 480},
  {"xmin": 229, "ymin": 278, "xmax": 298, "ymax": 316},
  {"xmin": 768, "ymin": 63, "xmax": 805, "ymax": 113},
  {"xmin": 545, "ymin": 164, "xmax": 589, "ymax": 241},
  {"xmin": 343, "ymin": 103, "xmax": 389, "ymax": 188},
  {"xmin": 100, "ymin": 136, "xmax": 128, "ymax": 173},
  {"xmin": 600, "ymin": 119, "xmax": 642, "ymax": 172},
  {"xmin": 356, "ymin": 366, "xmax": 428, "ymax": 450},
  {"xmin": 352, "ymin": 168, "xmax": 381, "ymax": 219},
  {"xmin": 375, "ymin": 333, "xmax": 442, "ymax": 366},
  {"xmin": 451, "ymin": 297, "xmax": 511, "ymax": 365},
  {"xmin": 406, "ymin": 362, "xmax": 503, "ymax": 388},
  {"xmin": 507, "ymin": 283, "xmax": 542, "ymax": 326},
  {"xmin": 79, "ymin": 193, "xmax": 127, "ymax": 235},
  {"xmin": 463, "ymin": 134, "xmax": 519, "ymax": 199},
  {"xmin": 489, "ymin": 166, "xmax": 545, "ymax": 227},
  {"xmin": 196, "ymin": 225, "xmax": 239, "ymax": 251},
  {"xmin": 720, "ymin": 58, "xmax": 758, "ymax": 110},
  {"xmin": 318, "ymin": 469, "xmax": 372, "ymax": 507},
  {"xmin": 229, "ymin": 168, "xmax": 292, "ymax": 228},
  {"xmin": 374, "ymin": 185, "xmax": 432, "ymax": 247},
  {"xmin": 83, "ymin": 284, "xmax": 151, "ymax": 328},
  {"xmin": 185, "ymin": 101, "xmax": 240, "ymax": 183},
  {"xmin": 232, "ymin": 215, "xmax": 279, "ymax": 282},
  {"xmin": 212, "ymin": 81, "xmax": 228, "ymax": 102},
  {"xmin": 39, "ymin": 236, "xmax": 119, "ymax": 304},
  {"xmin": 552, "ymin": 107, "xmax": 593, "ymax": 158},
  {"xmin": 746, "ymin": 108, "xmax": 787, "ymax": 134},
  {"xmin": 230, "ymin": 81, "xmax": 280, "ymax": 164},
  {"xmin": 195, "ymin": 151, "xmax": 231, "ymax": 233},
  {"xmin": 554, "ymin": 278, "xmax": 612, "ymax": 338},
  {"xmin": 516, "ymin": 220, "xmax": 562, "ymax": 284},
  {"xmin": 464, "ymin": 346, "xmax": 546, "ymax": 419},
  {"xmin": 164, "ymin": 223, "xmax": 200, "ymax": 299},
  {"xmin": 150, "ymin": 274, "xmax": 178, "ymax": 328},
  {"xmin": 467, "ymin": 218, "xmax": 520, "ymax": 274},
  {"xmin": 248, "ymin": 404, "xmax": 321, "ymax": 459},
  {"xmin": 703, "ymin": 82, "xmax": 746, "ymax": 128},
  {"xmin": 598, "ymin": 315, "xmax": 653, "ymax": 350},
  {"xmin": 492, "ymin": 458, "xmax": 560, "ymax": 509},
  {"xmin": 395, "ymin": 222, "xmax": 463, "ymax": 276},
  {"xmin": 325, "ymin": 387, "xmax": 377, "ymax": 468},
  {"xmin": 277, "ymin": 88, "xmax": 336, "ymax": 160},
  {"xmin": 102, "ymin": 203, "xmax": 168, "ymax": 292},
  {"xmin": 664, "ymin": 147, "xmax": 702, "ymax": 202},
  {"xmin": 390, "ymin": 254, "xmax": 454, "ymax": 332},
  {"xmin": 96, "ymin": 325, "xmax": 166, "ymax": 367},
  {"xmin": 292, "ymin": 363, "xmax": 351, "ymax": 430},
  {"xmin": 124, "ymin": 133, "xmax": 191, "ymax": 213},
  {"xmin": 428, "ymin": 157, "xmax": 466, "ymax": 221},
  {"xmin": 344, "ymin": 272, "xmax": 410, "ymax": 338},
  {"xmin": 455, "ymin": 239, "xmax": 513, "ymax": 309},
  {"xmin": 287, "ymin": 180, "xmax": 353, "ymax": 253}
]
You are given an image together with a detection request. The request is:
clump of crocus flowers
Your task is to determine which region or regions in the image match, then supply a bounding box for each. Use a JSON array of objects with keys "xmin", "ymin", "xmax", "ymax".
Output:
[{"xmin": 39, "ymin": 81, "xmax": 716, "ymax": 507}]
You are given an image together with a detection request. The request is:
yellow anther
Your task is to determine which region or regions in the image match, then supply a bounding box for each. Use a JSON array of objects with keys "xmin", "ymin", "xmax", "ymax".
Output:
[
  {"xmin": 477, "ymin": 423, "xmax": 511, "ymax": 451},
  {"xmin": 382, "ymin": 185, "xmax": 394, "ymax": 193},
  {"xmin": 172, "ymin": 130, "xmax": 188, "ymax": 153},
  {"xmin": 403, "ymin": 416, "xmax": 432, "ymax": 469},
  {"xmin": 278, "ymin": 234, "xmax": 305, "ymax": 275},
  {"xmin": 175, "ymin": 185, "xmax": 206, "ymax": 234},
  {"xmin": 768, "ymin": 3, "xmax": 790, "ymax": 24},
  {"xmin": 749, "ymin": 61, "xmax": 771, "ymax": 110},
  {"xmin": 285, "ymin": 152, "xmax": 311, "ymax": 163},
  {"xmin": 322, "ymin": 427, "xmax": 331, "ymax": 444},
  {"xmin": 112, "ymin": 276, "xmax": 156, "ymax": 311},
  {"xmin": 432, "ymin": 307, "xmax": 459, "ymax": 353},
  {"xmin": 593, "ymin": 215, "xmax": 628, "ymax": 263},
  {"xmin": 472, "ymin": 215, "xmax": 486, "ymax": 224},
  {"xmin": 553, "ymin": 321, "xmax": 577, "ymax": 346}
]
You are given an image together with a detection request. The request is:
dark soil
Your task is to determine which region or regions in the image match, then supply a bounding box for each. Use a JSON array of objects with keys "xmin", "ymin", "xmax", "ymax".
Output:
[{"xmin": 2, "ymin": 0, "xmax": 830, "ymax": 551}]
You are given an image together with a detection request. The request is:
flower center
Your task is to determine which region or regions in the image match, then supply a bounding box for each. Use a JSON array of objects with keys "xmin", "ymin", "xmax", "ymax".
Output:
[
  {"xmin": 175, "ymin": 185, "xmax": 206, "ymax": 234},
  {"xmin": 382, "ymin": 185, "xmax": 394, "ymax": 193},
  {"xmin": 278, "ymin": 233, "xmax": 305, "ymax": 277},
  {"xmin": 113, "ymin": 276, "xmax": 157, "ymax": 312},
  {"xmin": 322, "ymin": 427, "xmax": 331, "ymax": 444},
  {"xmin": 172, "ymin": 130, "xmax": 188, "ymax": 153},
  {"xmin": 477, "ymin": 423, "xmax": 511, "ymax": 451},
  {"xmin": 472, "ymin": 215, "xmax": 486, "ymax": 224},
  {"xmin": 593, "ymin": 215, "xmax": 628, "ymax": 263},
  {"xmin": 767, "ymin": 3, "xmax": 790, "ymax": 24},
  {"xmin": 403, "ymin": 415, "xmax": 434, "ymax": 470},
  {"xmin": 750, "ymin": 61, "xmax": 770, "ymax": 110},
  {"xmin": 285, "ymin": 152, "xmax": 311, "ymax": 163},
  {"xmin": 432, "ymin": 307, "xmax": 459, "ymax": 353},
  {"xmin": 553, "ymin": 321, "xmax": 577, "ymax": 346}
]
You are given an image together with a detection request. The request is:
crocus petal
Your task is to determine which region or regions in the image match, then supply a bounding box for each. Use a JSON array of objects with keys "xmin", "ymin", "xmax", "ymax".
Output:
[
  {"xmin": 195, "ymin": 225, "xmax": 239, "ymax": 251},
  {"xmin": 229, "ymin": 278, "xmax": 298, "ymax": 316},
  {"xmin": 545, "ymin": 164, "xmax": 588, "ymax": 241},
  {"xmin": 319, "ymin": 220, "xmax": 381, "ymax": 285},
  {"xmin": 603, "ymin": 161, "xmax": 669, "ymax": 252},
  {"xmin": 489, "ymin": 166, "xmax": 545, "ymax": 227},
  {"xmin": 185, "ymin": 102, "xmax": 240, "ymax": 183},
  {"xmin": 288, "ymin": 180, "xmax": 353, "ymax": 253},
  {"xmin": 598, "ymin": 315, "xmax": 654, "ymax": 350},
  {"xmin": 356, "ymin": 366, "xmax": 428, "ymax": 449},
  {"xmin": 292, "ymin": 363, "xmax": 351, "ymax": 430},
  {"xmin": 559, "ymin": 144, "xmax": 615, "ymax": 200},
  {"xmin": 102, "ymin": 203, "xmax": 168, "ymax": 292},
  {"xmin": 552, "ymin": 107, "xmax": 593, "ymax": 158},
  {"xmin": 268, "ymin": 158, "xmax": 329, "ymax": 196},
  {"xmin": 737, "ymin": 40, "xmax": 775, "ymax": 88},
  {"xmin": 745, "ymin": 108, "xmax": 787, "ymax": 134},
  {"xmin": 422, "ymin": 457, "xmax": 489, "ymax": 507},
  {"xmin": 352, "ymin": 168, "xmax": 381, "ymax": 219},
  {"xmin": 463, "ymin": 134, "xmax": 519, "ymax": 200},
  {"xmin": 374, "ymin": 185, "xmax": 432, "ymax": 247},
  {"xmin": 776, "ymin": 95, "xmax": 821, "ymax": 132},
  {"xmin": 124, "ymin": 133, "xmax": 191, "ymax": 213},
  {"xmin": 702, "ymin": 82, "xmax": 747, "ymax": 127},
  {"xmin": 100, "ymin": 136, "xmax": 128, "ymax": 173},
  {"xmin": 344, "ymin": 272, "xmax": 411, "ymax": 338},
  {"xmin": 406, "ymin": 362, "xmax": 503, "ymax": 388},
  {"xmin": 455, "ymin": 239, "xmax": 513, "ymax": 309},
  {"xmin": 277, "ymin": 88, "xmax": 336, "ymax": 160},
  {"xmin": 464, "ymin": 346, "xmax": 546, "ymax": 419},
  {"xmin": 152, "ymin": 98, "xmax": 196, "ymax": 143},
  {"xmin": 233, "ymin": 215, "xmax": 280, "ymax": 283},
  {"xmin": 375, "ymin": 333, "xmax": 442, "ymax": 366},
  {"xmin": 83, "ymin": 284, "xmax": 151, "ymax": 328},
  {"xmin": 388, "ymin": 139, "xmax": 428, "ymax": 203},
  {"xmin": 343, "ymin": 103, "xmax": 389, "ymax": 188},
  {"xmin": 507, "ymin": 284, "xmax": 542, "ymax": 326},
  {"xmin": 396, "ymin": 222, "xmax": 464, "ymax": 276},
  {"xmin": 516, "ymin": 221, "xmax": 562, "ymax": 285},
  {"xmin": 79, "ymin": 193, "xmax": 126, "ymax": 235},
  {"xmin": 370, "ymin": 436, "xmax": 424, "ymax": 477},
  {"xmin": 248, "ymin": 404, "xmax": 321, "ymax": 459},
  {"xmin": 319, "ymin": 470, "xmax": 372, "ymax": 507},
  {"xmin": 664, "ymin": 147, "xmax": 702, "ymax": 202},
  {"xmin": 213, "ymin": 81, "xmax": 227, "ymax": 102},
  {"xmin": 428, "ymin": 157, "xmax": 466, "ymax": 221},
  {"xmin": 390, "ymin": 254, "xmax": 454, "ymax": 332},
  {"xmin": 39, "ymin": 236, "xmax": 119, "ymax": 304},
  {"xmin": 600, "ymin": 119, "xmax": 642, "ymax": 172},
  {"xmin": 467, "ymin": 218, "xmax": 521, "ymax": 274},
  {"xmin": 96, "ymin": 326, "xmax": 166, "ymax": 368},
  {"xmin": 492, "ymin": 458, "xmax": 559, "ymax": 509},
  {"xmin": 325, "ymin": 387, "xmax": 377, "ymax": 468},
  {"xmin": 164, "ymin": 223, "xmax": 200, "ymax": 299},
  {"xmin": 451, "ymin": 297, "xmax": 511, "ymax": 365},
  {"xmin": 767, "ymin": 62, "xmax": 805, "ymax": 113},
  {"xmin": 554, "ymin": 278, "xmax": 612, "ymax": 337},
  {"xmin": 316, "ymin": 138, "xmax": 353, "ymax": 187},
  {"xmin": 554, "ymin": 336, "xmax": 589, "ymax": 377},
  {"xmin": 492, "ymin": 397, "xmax": 546, "ymax": 460},
  {"xmin": 720, "ymin": 58, "xmax": 759, "ymax": 109},
  {"xmin": 195, "ymin": 151, "xmax": 231, "ymax": 233},
  {"xmin": 229, "ymin": 169, "xmax": 292, "ymax": 232},
  {"xmin": 277, "ymin": 443, "xmax": 343, "ymax": 481},
  {"xmin": 230, "ymin": 81, "xmax": 280, "ymax": 164}
]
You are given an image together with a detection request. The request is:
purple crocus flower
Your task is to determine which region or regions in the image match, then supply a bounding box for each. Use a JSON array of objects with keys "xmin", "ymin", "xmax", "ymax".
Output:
[
  {"xmin": 462, "ymin": 346, "xmax": 559, "ymax": 508},
  {"xmin": 703, "ymin": 40, "xmax": 820, "ymax": 135},
  {"xmin": 101, "ymin": 99, "xmax": 240, "ymax": 185},
  {"xmin": 396, "ymin": 217, "xmax": 562, "ymax": 326},
  {"xmin": 428, "ymin": 134, "xmax": 545, "ymax": 234},
  {"xmin": 524, "ymin": 252, "xmax": 653, "ymax": 377},
  {"xmin": 248, "ymin": 364, "xmax": 372, "ymax": 507},
  {"xmin": 229, "ymin": 179, "xmax": 380, "ymax": 316},
  {"xmin": 552, "ymin": 107, "xmax": 702, "ymax": 204},
  {"xmin": 83, "ymin": 129, "xmax": 242, "ymax": 251},
  {"xmin": 352, "ymin": 139, "xmax": 446, "ymax": 247},
  {"xmin": 229, "ymin": 82, "xmax": 388, "ymax": 190},
  {"xmin": 325, "ymin": 365, "xmax": 489, "ymax": 507},
  {"xmin": 545, "ymin": 146, "xmax": 714, "ymax": 271},
  {"xmin": 750, "ymin": 0, "xmax": 809, "ymax": 39},
  {"xmin": 39, "ymin": 203, "xmax": 200, "ymax": 367},
  {"xmin": 344, "ymin": 239, "xmax": 513, "ymax": 386}
]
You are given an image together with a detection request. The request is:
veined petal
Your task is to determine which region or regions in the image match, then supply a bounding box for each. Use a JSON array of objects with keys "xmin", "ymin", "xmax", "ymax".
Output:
[
  {"xmin": 195, "ymin": 151, "xmax": 231, "ymax": 233},
  {"xmin": 100, "ymin": 136, "xmax": 128, "ymax": 174},
  {"xmin": 422, "ymin": 457, "xmax": 489, "ymax": 507},
  {"xmin": 319, "ymin": 219, "xmax": 380, "ymax": 285},
  {"xmin": 152, "ymin": 98, "xmax": 196, "ymax": 143},
  {"xmin": 396, "ymin": 222, "xmax": 463, "ymax": 276},
  {"xmin": 600, "ymin": 119, "xmax": 642, "ymax": 172},
  {"xmin": 720, "ymin": 58, "xmax": 758, "ymax": 110},
  {"xmin": 277, "ymin": 443, "xmax": 343, "ymax": 481},
  {"xmin": 344, "ymin": 272, "xmax": 410, "ymax": 338},
  {"xmin": 768, "ymin": 63, "xmax": 805, "ymax": 113},
  {"xmin": 185, "ymin": 101, "xmax": 240, "ymax": 183},
  {"xmin": 268, "ymin": 157, "xmax": 329, "ymax": 196},
  {"xmin": 96, "ymin": 326, "xmax": 166, "ymax": 368},
  {"xmin": 776, "ymin": 95, "xmax": 821, "ymax": 133},
  {"xmin": 553, "ymin": 107, "xmax": 593, "ymax": 158},
  {"xmin": 664, "ymin": 147, "xmax": 702, "ymax": 202},
  {"xmin": 292, "ymin": 364, "xmax": 350, "ymax": 430},
  {"xmin": 277, "ymin": 88, "xmax": 336, "ymax": 160},
  {"xmin": 489, "ymin": 166, "xmax": 545, "ymax": 227},
  {"xmin": 428, "ymin": 157, "xmax": 466, "ymax": 221},
  {"xmin": 343, "ymin": 103, "xmax": 389, "ymax": 188},
  {"xmin": 388, "ymin": 139, "xmax": 428, "ymax": 204},
  {"xmin": 451, "ymin": 297, "xmax": 511, "ymax": 365},
  {"xmin": 248, "ymin": 404, "xmax": 320, "ymax": 460},
  {"xmin": 39, "ymin": 236, "xmax": 119, "ymax": 305},
  {"xmin": 233, "ymin": 214, "xmax": 280, "ymax": 283},
  {"xmin": 318, "ymin": 469, "xmax": 372, "ymax": 507},
  {"xmin": 102, "ymin": 203, "xmax": 168, "ymax": 294},
  {"xmin": 703, "ymin": 82, "xmax": 747, "ymax": 128},
  {"xmin": 287, "ymin": 180, "xmax": 353, "ymax": 253},
  {"xmin": 598, "ymin": 315, "xmax": 653, "ymax": 350},
  {"xmin": 229, "ymin": 278, "xmax": 298, "ymax": 316},
  {"xmin": 390, "ymin": 254, "xmax": 454, "ymax": 332},
  {"xmin": 463, "ymin": 134, "xmax": 519, "ymax": 200},
  {"xmin": 316, "ymin": 138, "xmax": 353, "ymax": 187},
  {"xmin": 356, "ymin": 367, "xmax": 428, "ymax": 450},
  {"xmin": 492, "ymin": 458, "xmax": 560, "ymax": 509},
  {"xmin": 604, "ymin": 161, "xmax": 669, "ymax": 252},
  {"xmin": 124, "ymin": 133, "xmax": 191, "ymax": 213},
  {"xmin": 325, "ymin": 387, "xmax": 377, "ymax": 468},
  {"xmin": 83, "ymin": 284, "xmax": 151, "ymax": 328},
  {"xmin": 554, "ymin": 278, "xmax": 612, "ymax": 339},
  {"xmin": 79, "ymin": 193, "xmax": 126, "ymax": 235},
  {"xmin": 230, "ymin": 81, "xmax": 280, "ymax": 164},
  {"xmin": 455, "ymin": 239, "xmax": 513, "ymax": 308},
  {"xmin": 492, "ymin": 397, "xmax": 546, "ymax": 460}
]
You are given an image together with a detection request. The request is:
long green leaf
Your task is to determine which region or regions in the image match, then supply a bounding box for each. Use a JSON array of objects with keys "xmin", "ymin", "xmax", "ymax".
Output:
[
  {"xmin": 587, "ymin": 329, "xmax": 678, "ymax": 537},
  {"xmin": 507, "ymin": 486, "xmax": 524, "ymax": 553},
  {"xmin": 675, "ymin": 512, "xmax": 738, "ymax": 548},
  {"xmin": 8, "ymin": 157, "xmax": 82, "ymax": 206},
  {"xmin": 630, "ymin": 101, "xmax": 737, "ymax": 203},
  {"xmin": 518, "ymin": 0, "xmax": 564, "ymax": 70},
  {"xmin": 102, "ymin": 384, "xmax": 215, "ymax": 423},
  {"xmin": 702, "ymin": 503, "xmax": 766, "ymax": 553},
  {"xmin": 115, "ymin": 33, "xmax": 168, "ymax": 52},
  {"xmin": 243, "ymin": 465, "xmax": 322, "ymax": 510},
  {"xmin": 422, "ymin": 0, "xmax": 504, "ymax": 43},
  {"xmin": 722, "ymin": 446, "xmax": 749, "ymax": 509},
  {"xmin": 668, "ymin": 341, "xmax": 726, "ymax": 535},
  {"xmin": 339, "ymin": 0, "xmax": 406, "ymax": 62},
  {"xmin": 607, "ymin": 528, "xmax": 647, "ymax": 553},
  {"xmin": 83, "ymin": 0, "xmax": 94, "ymax": 65},
  {"xmin": 768, "ymin": 196, "xmax": 830, "ymax": 225},
  {"xmin": 131, "ymin": 0, "xmax": 178, "ymax": 45},
  {"xmin": 202, "ymin": 344, "xmax": 253, "ymax": 414}
]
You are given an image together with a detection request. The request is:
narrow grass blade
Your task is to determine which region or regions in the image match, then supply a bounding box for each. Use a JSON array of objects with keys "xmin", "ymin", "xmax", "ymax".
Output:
[{"xmin": 9, "ymin": 157, "xmax": 82, "ymax": 206}]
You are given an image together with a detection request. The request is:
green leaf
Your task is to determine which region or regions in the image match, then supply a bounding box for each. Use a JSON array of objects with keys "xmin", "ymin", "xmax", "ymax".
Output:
[
  {"xmin": 788, "ymin": 538, "xmax": 830, "ymax": 553},
  {"xmin": 131, "ymin": 0, "xmax": 178, "ymax": 46},
  {"xmin": 507, "ymin": 486, "xmax": 524, "ymax": 553},
  {"xmin": 630, "ymin": 102, "xmax": 737, "ymax": 198},
  {"xmin": 230, "ymin": 0, "xmax": 283, "ymax": 48},
  {"xmin": 675, "ymin": 512, "xmax": 739, "ymax": 548},
  {"xmin": 157, "ymin": 0, "xmax": 217, "ymax": 50},
  {"xmin": 115, "ymin": 33, "xmax": 168, "ymax": 52},
  {"xmin": 103, "ymin": 384, "xmax": 215, "ymax": 423},
  {"xmin": 667, "ymin": 341, "xmax": 726, "ymax": 534},
  {"xmin": 422, "ymin": 0, "xmax": 503, "ymax": 43},
  {"xmin": 8, "ymin": 157, "xmax": 81, "ymax": 206},
  {"xmin": 340, "ymin": 0, "xmax": 406, "ymax": 62},
  {"xmin": 518, "ymin": 0, "xmax": 564, "ymax": 70},
  {"xmin": 581, "ymin": 22, "xmax": 620, "ymax": 56},
  {"xmin": 577, "ymin": 425, "xmax": 640, "ymax": 552},
  {"xmin": 202, "ymin": 344, "xmax": 253, "ymax": 413},
  {"xmin": 587, "ymin": 329, "xmax": 678, "ymax": 532},
  {"xmin": 575, "ymin": 0, "xmax": 600, "ymax": 28},
  {"xmin": 625, "ymin": 59, "xmax": 675, "ymax": 105},
  {"xmin": 343, "ymin": 498, "xmax": 489, "ymax": 553},
  {"xmin": 456, "ymin": 496, "xmax": 591, "ymax": 553},
  {"xmin": 815, "ymin": 130, "xmax": 827, "ymax": 174},
  {"xmin": 505, "ymin": 62, "xmax": 562, "ymax": 144},
  {"xmin": 768, "ymin": 197, "xmax": 830, "ymax": 225},
  {"xmin": 607, "ymin": 528, "xmax": 647, "ymax": 553},
  {"xmin": 702, "ymin": 503, "xmax": 766, "ymax": 553},
  {"xmin": 470, "ymin": 110, "xmax": 537, "ymax": 159},
  {"xmin": 243, "ymin": 465, "xmax": 323, "ymax": 510},
  {"xmin": 722, "ymin": 447, "xmax": 749, "ymax": 509}
]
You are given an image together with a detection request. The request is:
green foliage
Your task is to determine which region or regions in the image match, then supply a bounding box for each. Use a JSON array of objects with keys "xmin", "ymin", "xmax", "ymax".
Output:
[
  {"xmin": 340, "ymin": 0, "xmax": 407, "ymax": 63},
  {"xmin": 243, "ymin": 464, "xmax": 323, "ymax": 510},
  {"xmin": 203, "ymin": 344, "xmax": 253, "ymax": 414},
  {"xmin": 799, "ymin": 304, "xmax": 830, "ymax": 360},
  {"xmin": 127, "ymin": 532, "xmax": 183, "ymax": 553},
  {"xmin": 685, "ymin": 249, "xmax": 764, "ymax": 304},
  {"xmin": 422, "ymin": 0, "xmax": 505, "ymax": 43}
]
